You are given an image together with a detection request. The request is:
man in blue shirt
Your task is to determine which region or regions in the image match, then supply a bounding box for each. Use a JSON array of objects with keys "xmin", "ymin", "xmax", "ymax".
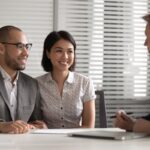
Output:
[{"xmin": 115, "ymin": 14, "xmax": 150, "ymax": 134}]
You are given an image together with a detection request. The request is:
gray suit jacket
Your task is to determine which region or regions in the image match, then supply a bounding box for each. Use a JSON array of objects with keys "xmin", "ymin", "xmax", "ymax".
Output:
[{"xmin": 0, "ymin": 72, "xmax": 42, "ymax": 122}]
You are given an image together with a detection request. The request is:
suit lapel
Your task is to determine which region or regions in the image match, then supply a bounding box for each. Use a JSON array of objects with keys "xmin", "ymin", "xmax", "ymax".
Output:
[
  {"xmin": 16, "ymin": 73, "xmax": 26, "ymax": 120},
  {"xmin": 0, "ymin": 72, "xmax": 11, "ymax": 111}
]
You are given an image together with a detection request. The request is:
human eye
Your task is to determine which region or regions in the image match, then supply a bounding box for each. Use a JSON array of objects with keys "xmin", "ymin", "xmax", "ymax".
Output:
[
  {"xmin": 17, "ymin": 43, "xmax": 24, "ymax": 49},
  {"xmin": 68, "ymin": 49, "xmax": 74, "ymax": 54},
  {"xmin": 26, "ymin": 44, "xmax": 30, "ymax": 49},
  {"xmin": 26, "ymin": 43, "xmax": 32, "ymax": 50},
  {"xmin": 55, "ymin": 48, "xmax": 63, "ymax": 53}
]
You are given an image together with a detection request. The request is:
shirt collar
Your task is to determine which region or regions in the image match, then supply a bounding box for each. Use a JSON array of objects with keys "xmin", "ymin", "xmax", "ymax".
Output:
[
  {"xmin": 0, "ymin": 66, "xmax": 19, "ymax": 85},
  {"xmin": 49, "ymin": 71, "xmax": 75, "ymax": 84},
  {"xmin": 67, "ymin": 71, "xmax": 74, "ymax": 83}
]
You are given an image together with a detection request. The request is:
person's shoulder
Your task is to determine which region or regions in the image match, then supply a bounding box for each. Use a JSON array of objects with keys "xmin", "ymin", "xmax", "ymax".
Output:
[
  {"xmin": 36, "ymin": 72, "xmax": 50, "ymax": 80},
  {"xmin": 19, "ymin": 72, "xmax": 35, "ymax": 81},
  {"xmin": 73, "ymin": 72, "xmax": 89, "ymax": 80},
  {"xmin": 72, "ymin": 72, "xmax": 92, "ymax": 84},
  {"xmin": 36, "ymin": 72, "xmax": 50, "ymax": 82},
  {"xmin": 19, "ymin": 72, "xmax": 38, "ymax": 85}
]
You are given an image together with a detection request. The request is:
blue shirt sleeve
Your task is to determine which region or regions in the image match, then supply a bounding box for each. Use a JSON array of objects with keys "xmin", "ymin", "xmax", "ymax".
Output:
[{"xmin": 142, "ymin": 114, "xmax": 150, "ymax": 121}]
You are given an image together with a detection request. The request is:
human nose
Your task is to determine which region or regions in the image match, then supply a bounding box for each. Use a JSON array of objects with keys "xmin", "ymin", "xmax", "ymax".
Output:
[
  {"xmin": 62, "ymin": 52, "xmax": 68, "ymax": 59},
  {"xmin": 144, "ymin": 38, "xmax": 147, "ymax": 46},
  {"xmin": 21, "ymin": 47, "xmax": 29, "ymax": 56}
]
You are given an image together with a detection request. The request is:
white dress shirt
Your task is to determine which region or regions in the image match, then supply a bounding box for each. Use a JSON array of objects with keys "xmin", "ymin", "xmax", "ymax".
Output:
[{"xmin": 0, "ymin": 67, "xmax": 18, "ymax": 121}]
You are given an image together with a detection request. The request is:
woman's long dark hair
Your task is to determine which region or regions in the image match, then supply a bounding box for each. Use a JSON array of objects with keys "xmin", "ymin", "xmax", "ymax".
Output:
[{"xmin": 41, "ymin": 30, "xmax": 76, "ymax": 72}]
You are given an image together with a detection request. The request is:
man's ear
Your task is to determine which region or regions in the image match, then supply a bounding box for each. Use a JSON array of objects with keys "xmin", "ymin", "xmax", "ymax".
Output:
[{"xmin": 0, "ymin": 43, "xmax": 5, "ymax": 55}]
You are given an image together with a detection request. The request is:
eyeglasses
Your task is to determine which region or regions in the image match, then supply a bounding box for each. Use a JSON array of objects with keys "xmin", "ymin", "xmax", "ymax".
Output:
[{"xmin": 1, "ymin": 42, "xmax": 32, "ymax": 51}]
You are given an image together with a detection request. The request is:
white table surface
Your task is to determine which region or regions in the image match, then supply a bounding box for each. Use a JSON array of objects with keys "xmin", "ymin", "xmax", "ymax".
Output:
[{"xmin": 0, "ymin": 128, "xmax": 149, "ymax": 150}]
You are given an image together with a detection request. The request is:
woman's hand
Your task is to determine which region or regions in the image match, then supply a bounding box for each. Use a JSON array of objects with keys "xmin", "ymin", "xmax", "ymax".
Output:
[{"xmin": 28, "ymin": 120, "xmax": 48, "ymax": 129}]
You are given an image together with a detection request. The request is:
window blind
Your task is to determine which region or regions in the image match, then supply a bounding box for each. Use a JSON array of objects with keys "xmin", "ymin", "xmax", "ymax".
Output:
[
  {"xmin": 0, "ymin": 0, "xmax": 53, "ymax": 77},
  {"xmin": 55, "ymin": 0, "xmax": 150, "ymax": 127},
  {"xmin": 1, "ymin": 0, "xmax": 150, "ymax": 127},
  {"xmin": 54, "ymin": 0, "xmax": 94, "ymax": 75}
]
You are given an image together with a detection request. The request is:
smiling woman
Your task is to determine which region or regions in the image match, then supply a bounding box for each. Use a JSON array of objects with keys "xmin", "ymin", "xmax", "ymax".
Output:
[{"xmin": 36, "ymin": 30, "xmax": 96, "ymax": 129}]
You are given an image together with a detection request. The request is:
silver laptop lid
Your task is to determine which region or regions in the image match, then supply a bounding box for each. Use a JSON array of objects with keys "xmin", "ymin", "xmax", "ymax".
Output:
[{"xmin": 69, "ymin": 130, "xmax": 148, "ymax": 140}]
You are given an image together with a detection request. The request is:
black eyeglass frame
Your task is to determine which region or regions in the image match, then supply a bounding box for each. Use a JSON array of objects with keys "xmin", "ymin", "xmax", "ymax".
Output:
[{"xmin": 1, "ymin": 42, "xmax": 32, "ymax": 51}]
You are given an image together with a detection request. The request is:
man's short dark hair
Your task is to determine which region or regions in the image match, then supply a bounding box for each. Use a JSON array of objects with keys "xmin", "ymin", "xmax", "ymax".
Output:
[{"xmin": 0, "ymin": 25, "xmax": 22, "ymax": 42}]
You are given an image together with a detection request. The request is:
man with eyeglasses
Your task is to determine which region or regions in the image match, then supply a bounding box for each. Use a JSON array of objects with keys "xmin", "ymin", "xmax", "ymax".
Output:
[
  {"xmin": 0, "ymin": 25, "xmax": 46, "ymax": 134},
  {"xmin": 115, "ymin": 14, "xmax": 150, "ymax": 134}
]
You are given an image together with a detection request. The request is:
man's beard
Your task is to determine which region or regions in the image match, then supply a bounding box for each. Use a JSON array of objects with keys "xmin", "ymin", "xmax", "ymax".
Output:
[{"xmin": 5, "ymin": 55, "xmax": 26, "ymax": 71}]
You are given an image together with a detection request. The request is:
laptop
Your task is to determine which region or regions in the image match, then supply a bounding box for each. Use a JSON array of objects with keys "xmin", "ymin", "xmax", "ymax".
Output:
[{"xmin": 69, "ymin": 130, "xmax": 148, "ymax": 140}]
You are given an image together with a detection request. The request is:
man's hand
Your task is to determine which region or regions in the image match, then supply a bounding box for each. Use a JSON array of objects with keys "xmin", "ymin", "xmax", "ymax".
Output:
[
  {"xmin": 28, "ymin": 120, "xmax": 47, "ymax": 129},
  {"xmin": 114, "ymin": 110, "xmax": 135, "ymax": 131},
  {"xmin": 0, "ymin": 120, "xmax": 30, "ymax": 134},
  {"xmin": 133, "ymin": 118, "xmax": 150, "ymax": 134}
]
